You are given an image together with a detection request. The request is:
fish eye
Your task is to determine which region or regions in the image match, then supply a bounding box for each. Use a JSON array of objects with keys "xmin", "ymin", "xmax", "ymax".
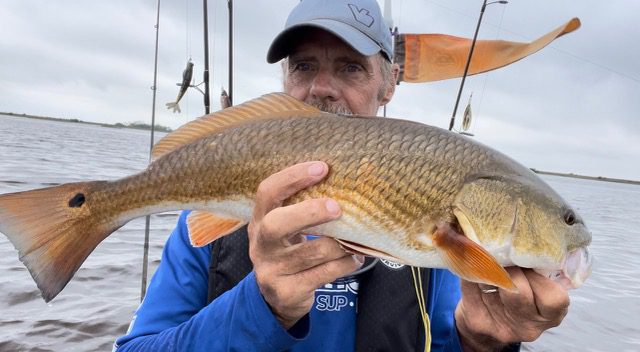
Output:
[{"xmin": 563, "ymin": 209, "xmax": 576, "ymax": 225}]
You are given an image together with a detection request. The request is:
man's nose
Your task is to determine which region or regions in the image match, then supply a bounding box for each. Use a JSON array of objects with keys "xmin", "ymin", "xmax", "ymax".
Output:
[{"xmin": 309, "ymin": 69, "xmax": 339, "ymax": 101}]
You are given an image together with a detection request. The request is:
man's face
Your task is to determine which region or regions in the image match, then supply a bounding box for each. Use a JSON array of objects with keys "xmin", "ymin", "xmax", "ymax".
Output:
[{"xmin": 283, "ymin": 29, "xmax": 395, "ymax": 116}]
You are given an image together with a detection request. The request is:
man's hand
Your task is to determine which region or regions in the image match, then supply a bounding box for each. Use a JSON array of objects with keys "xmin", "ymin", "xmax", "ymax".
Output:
[
  {"xmin": 248, "ymin": 161, "xmax": 364, "ymax": 329},
  {"xmin": 455, "ymin": 267, "xmax": 570, "ymax": 351}
]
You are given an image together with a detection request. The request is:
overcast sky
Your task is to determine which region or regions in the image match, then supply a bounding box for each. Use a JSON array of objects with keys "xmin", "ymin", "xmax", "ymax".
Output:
[{"xmin": 1, "ymin": 0, "xmax": 639, "ymax": 180}]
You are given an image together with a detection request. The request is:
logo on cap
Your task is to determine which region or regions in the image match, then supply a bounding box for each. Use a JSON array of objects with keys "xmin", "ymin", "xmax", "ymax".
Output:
[{"xmin": 348, "ymin": 4, "xmax": 374, "ymax": 28}]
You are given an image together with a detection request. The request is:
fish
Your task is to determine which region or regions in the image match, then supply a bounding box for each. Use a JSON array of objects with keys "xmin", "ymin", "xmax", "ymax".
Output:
[
  {"xmin": 165, "ymin": 60, "xmax": 194, "ymax": 113},
  {"xmin": 220, "ymin": 87, "xmax": 231, "ymax": 109},
  {"xmin": 0, "ymin": 92, "xmax": 593, "ymax": 302}
]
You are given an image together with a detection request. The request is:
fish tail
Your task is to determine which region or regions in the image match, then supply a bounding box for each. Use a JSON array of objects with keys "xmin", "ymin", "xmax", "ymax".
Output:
[
  {"xmin": 0, "ymin": 181, "xmax": 121, "ymax": 302},
  {"xmin": 165, "ymin": 101, "xmax": 181, "ymax": 113}
]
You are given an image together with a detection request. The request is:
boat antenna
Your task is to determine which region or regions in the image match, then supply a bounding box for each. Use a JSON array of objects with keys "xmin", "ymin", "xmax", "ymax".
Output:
[{"xmin": 141, "ymin": 0, "xmax": 162, "ymax": 302}]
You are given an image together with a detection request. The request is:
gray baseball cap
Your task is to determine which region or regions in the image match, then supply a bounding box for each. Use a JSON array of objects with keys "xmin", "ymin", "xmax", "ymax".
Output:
[{"xmin": 267, "ymin": 0, "xmax": 393, "ymax": 63}]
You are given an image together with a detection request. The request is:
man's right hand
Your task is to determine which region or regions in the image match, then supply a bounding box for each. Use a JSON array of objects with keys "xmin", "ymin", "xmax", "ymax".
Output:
[{"xmin": 248, "ymin": 161, "xmax": 364, "ymax": 329}]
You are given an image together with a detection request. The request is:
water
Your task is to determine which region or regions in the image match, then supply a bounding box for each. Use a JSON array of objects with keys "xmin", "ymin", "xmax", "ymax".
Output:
[
  {"xmin": 0, "ymin": 116, "xmax": 176, "ymax": 351},
  {"xmin": 0, "ymin": 116, "xmax": 638, "ymax": 351},
  {"xmin": 524, "ymin": 176, "xmax": 640, "ymax": 352}
]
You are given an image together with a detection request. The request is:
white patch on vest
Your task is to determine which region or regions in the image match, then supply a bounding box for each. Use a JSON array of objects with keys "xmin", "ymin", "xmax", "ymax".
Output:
[
  {"xmin": 380, "ymin": 259, "xmax": 405, "ymax": 270},
  {"xmin": 315, "ymin": 277, "xmax": 359, "ymax": 312}
]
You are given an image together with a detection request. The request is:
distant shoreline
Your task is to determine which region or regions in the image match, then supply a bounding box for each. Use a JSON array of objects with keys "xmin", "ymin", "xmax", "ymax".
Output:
[
  {"xmin": 0, "ymin": 112, "xmax": 172, "ymax": 133},
  {"xmin": 532, "ymin": 169, "xmax": 640, "ymax": 185},
  {"xmin": 2, "ymin": 112, "xmax": 638, "ymax": 185}
]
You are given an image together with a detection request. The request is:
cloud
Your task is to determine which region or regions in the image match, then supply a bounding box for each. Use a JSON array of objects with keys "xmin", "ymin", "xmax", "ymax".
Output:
[{"xmin": 0, "ymin": 0, "xmax": 638, "ymax": 180}]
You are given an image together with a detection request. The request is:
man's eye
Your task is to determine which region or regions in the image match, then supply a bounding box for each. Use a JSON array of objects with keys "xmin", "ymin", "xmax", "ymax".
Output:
[
  {"xmin": 344, "ymin": 64, "xmax": 363, "ymax": 73},
  {"xmin": 294, "ymin": 63, "xmax": 312, "ymax": 72}
]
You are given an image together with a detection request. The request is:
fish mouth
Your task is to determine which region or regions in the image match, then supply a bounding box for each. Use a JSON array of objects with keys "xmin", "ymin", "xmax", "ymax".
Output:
[{"xmin": 538, "ymin": 247, "xmax": 593, "ymax": 289}]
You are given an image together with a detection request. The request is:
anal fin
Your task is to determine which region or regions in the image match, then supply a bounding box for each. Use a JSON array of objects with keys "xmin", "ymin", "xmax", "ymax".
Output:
[
  {"xmin": 187, "ymin": 211, "xmax": 245, "ymax": 247},
  {"xmin": 432, "ymin": 222, "xmax": 517, "ymax": 292}
]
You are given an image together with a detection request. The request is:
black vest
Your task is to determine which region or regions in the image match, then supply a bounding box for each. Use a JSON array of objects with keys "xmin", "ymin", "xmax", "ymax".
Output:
[{"xmin": 207, "ymin": 225, "xmax": 431, "ymax": 351}]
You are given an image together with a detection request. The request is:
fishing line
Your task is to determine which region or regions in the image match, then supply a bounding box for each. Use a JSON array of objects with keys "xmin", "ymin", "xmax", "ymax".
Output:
[
  {"xmin": 411, "ymin": 266, "xmax": 431, "ymax": 352},
  {"xmin": 425, "ymin": 0, "xmax": 477, "ymax": 23},
  {"xmin": 427, "ymin": 0, "xmax": 640, "ymax": 85},
  {"xmin": 398, "ymin": 0, "xmax": 404, "ymax": 31},
  {"xmin": 185, "ymin": 0, "xmax": 192, "ymax": 118},
  {"xmin": 212, "ymin": 0, "xmax": 219, "ymax": 109},
  {"xmin": 186, "ymin": 0, "xmax": 192, "ymax": 62},
  {"xmin": 475, "ymin": 3, "xmax": 507, "ymax": 131}
]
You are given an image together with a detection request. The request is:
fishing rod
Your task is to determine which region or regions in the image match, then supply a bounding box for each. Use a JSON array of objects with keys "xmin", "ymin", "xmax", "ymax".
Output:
[
  {"xmin": 141, "ymin": 0, "xmax": 162, "ymax": 301},
  {"xmin": 203, "ymin": 0, "xmax": 211, "ymax": 113},
  {"xmin": 227, "ymin": 0, "xmax": 233, "ymax": 106},
  {"xmin": 141, "ymin": 0, "xmax": 219, "ymax": 301},
  {"xmin": 448, "ymin": 0, "xmax": 508, "ymax": 131}
]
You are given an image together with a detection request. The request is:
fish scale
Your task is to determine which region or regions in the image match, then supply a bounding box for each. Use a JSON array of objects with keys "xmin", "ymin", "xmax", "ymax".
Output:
[{"xmin": 0, "ymin": 92, "xmax": 592, "ymax": 302}]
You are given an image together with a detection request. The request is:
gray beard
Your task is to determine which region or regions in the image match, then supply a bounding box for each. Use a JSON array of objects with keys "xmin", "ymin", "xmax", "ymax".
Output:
[{"xmin": 308, "ymin": 101, "xmax": 353, "ymax": 115}]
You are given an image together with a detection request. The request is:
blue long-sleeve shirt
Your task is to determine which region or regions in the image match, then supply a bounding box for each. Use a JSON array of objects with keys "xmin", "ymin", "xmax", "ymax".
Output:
[{"xmin": 114, "ymin": 211, "xmax": 465, "ymax": 351}]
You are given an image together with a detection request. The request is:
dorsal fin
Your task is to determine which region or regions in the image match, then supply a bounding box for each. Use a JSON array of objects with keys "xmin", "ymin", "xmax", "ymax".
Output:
[{"xmin": 151, "ymin": 92, "xmax": 322, "ymax": 161}]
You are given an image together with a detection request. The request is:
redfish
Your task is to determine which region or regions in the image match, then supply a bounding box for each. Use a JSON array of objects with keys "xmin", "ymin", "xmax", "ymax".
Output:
[{"xmin": 0, "ymin": 93, "xmax": 592, "ymax": 302}]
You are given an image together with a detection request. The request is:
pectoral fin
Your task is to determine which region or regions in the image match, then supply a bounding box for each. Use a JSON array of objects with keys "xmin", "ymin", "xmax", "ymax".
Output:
[
  {"xmin": 432, "ymin": 222, "xmax": 517, "ymax": 292},
  {"xmin": 187, "ymin": 211, "xmax": 245, "ymax": 247}
]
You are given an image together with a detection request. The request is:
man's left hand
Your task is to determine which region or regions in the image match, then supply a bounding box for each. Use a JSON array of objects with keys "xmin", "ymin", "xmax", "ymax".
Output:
[{"xmin": 455, "ymin": 267, "xmax": 570, "ymax": 351}]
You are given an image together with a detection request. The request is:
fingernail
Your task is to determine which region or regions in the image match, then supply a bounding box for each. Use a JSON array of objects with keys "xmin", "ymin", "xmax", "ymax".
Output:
[
  {"xmin": 355, "ymin": 255, "xmax": 365, "ymax": 264},
  {"xmin": 325, "ymin": 199, "xmax": 341, "ymax": 215},
  {"xmin": 308, "ymin": 162, "xmax": 325, "ymax": 176}
]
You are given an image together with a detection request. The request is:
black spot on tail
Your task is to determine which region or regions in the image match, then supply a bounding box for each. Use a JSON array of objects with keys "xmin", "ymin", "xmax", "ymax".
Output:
[{"xmin": 68, "ymin": 193, "xmax": 85, "ymax": 208}]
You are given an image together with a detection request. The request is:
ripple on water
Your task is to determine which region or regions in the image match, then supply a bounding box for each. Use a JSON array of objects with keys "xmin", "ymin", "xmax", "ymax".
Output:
[
  {"xmin": 0, "ymin": 341, "xmax": 54, "ymax": 352},
  {"xmin": 1, "ymin": 120, "xmax": 638, "ymax": 351},
  {"xmin": 5, "ymin": 289, "xmax": 41, "ymax": 306}
]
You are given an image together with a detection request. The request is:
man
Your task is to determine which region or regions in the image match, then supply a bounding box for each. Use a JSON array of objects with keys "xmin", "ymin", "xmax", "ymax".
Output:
[{"xmin": 114, "ymin": 0, "xmax": 569, "ymax": 351}]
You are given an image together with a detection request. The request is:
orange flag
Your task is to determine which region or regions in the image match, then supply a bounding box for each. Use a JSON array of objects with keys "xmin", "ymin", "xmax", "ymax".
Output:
[{"xmin": 395, "ymin": 18, "xmax": 580, "ymax": 83}]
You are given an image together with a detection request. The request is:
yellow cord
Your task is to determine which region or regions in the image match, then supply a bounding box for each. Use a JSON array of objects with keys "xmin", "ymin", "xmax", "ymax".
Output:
[{"xmin": 411, "ymin": 266, "xmax": 431, "ymax": 352}]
